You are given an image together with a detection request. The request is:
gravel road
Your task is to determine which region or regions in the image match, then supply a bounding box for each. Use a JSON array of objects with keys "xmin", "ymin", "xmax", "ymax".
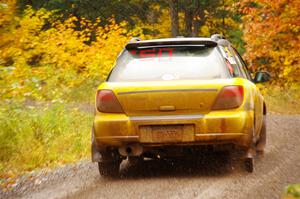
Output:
[{"xmin": 2, "ymin": 114, "xmax": 300, "ymax": 199}]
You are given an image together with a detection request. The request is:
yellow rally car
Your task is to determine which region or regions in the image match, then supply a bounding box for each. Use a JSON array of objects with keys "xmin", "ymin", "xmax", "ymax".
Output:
[{"xmin": 92, "ymin": 35, "xmax": 270, "ymax": 176}]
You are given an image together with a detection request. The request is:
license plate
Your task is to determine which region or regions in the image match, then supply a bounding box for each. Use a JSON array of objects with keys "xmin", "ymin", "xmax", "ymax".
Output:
[{"xmin": 151, "ymin": 125, "xmax": 183, "ymax": 142}]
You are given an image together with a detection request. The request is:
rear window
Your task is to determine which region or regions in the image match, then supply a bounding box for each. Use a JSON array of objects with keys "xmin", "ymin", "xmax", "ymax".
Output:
[{"xmin": 108, "ymin": 46, "xmax": 228, "ymax": 82}]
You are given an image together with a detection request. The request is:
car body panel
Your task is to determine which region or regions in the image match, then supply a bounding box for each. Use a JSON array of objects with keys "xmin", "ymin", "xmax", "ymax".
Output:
[
  {"xmin": 94, "ymin": 109, "xmax": 254, "ymax": 147},
  {"xmin": 93, "ymin": 77, "xmax": 263, "ymax": 150}
]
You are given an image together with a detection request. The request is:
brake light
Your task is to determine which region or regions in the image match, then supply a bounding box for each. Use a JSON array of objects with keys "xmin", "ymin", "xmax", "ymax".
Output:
[
  {"xmin": 212, "ymin": 86, "xmax": 244, "ymax": 110},
  {"xmin": 96, "ymin": 90, "xmax": 124, "ymax": 113}
]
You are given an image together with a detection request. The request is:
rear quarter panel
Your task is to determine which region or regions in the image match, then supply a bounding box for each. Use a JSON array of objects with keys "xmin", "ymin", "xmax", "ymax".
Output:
[{"xmin": 241, "ymin": 78, "xmax": 264, "ymax": 139}]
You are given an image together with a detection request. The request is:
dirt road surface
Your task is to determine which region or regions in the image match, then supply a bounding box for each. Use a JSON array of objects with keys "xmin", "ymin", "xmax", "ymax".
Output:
[{"xmin": 4, "ymin": 114, "xmax": 300, "ymax": 199}]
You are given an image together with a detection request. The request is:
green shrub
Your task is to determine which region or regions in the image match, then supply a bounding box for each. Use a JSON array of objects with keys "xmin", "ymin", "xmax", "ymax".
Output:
[{"xmin": 284, "ymin": 184, "xmax": 300, "ymax": 199}]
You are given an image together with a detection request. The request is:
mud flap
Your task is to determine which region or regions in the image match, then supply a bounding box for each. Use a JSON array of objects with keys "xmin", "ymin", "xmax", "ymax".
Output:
[
  {"xmin": 91, "ymin": 127, "xmax": 122, "ymax": 163},
  {"xmin": 256, "ymin": 116, "xmax": 267, "ymax": 152},
  {"xmin": 244, "ymin": 125, "xmax": 256, "ymax": 173},
  {"xmin": 245, "ymin": 147, "xmax": 255, "ymax": 173},
  {"xmin": 91, "ymin": 128, "xmax": 102, "ymax": 162},
  {"xmin": 92, "ymin": 140, "xmax": 103, "ymax": 162},
  {"xmin": 245, "ymin": 157, "xmax": 254, "ymax": 173}
]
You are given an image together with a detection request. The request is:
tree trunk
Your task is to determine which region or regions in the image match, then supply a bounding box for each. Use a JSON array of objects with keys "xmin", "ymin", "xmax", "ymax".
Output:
[
  {"xmin": 192, "ymin": 3, "xmax": 205, "ymax": 37},
  {"xmin": 183, "ymin": 0, "xmax": 194, "ymax": 36},
  {"xmin": 169, "ymin": 0, "xmax": 179, "ymax": 37},
  {"xmin": 192, "ymin": 0, "xmax": 201, "ymax": 36},
  {"xmin": 184, "ymin": 9, "xmax": 193, "ymax": 36}
]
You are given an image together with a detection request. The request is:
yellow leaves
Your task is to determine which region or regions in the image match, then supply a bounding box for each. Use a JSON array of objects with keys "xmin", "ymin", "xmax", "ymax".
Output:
[
  {"xmin": 283, "ymin": 67, "xmax": 292, "ymax": 77},
  {"xmin": 136, "ymin": 8, "xmax": 171, "ymax": 38},
  {"xmin": 200, "ymin": 25, "xmax": 210, "ymax": 37},
  {"xmin": 0, "ymin": 6, "xmax": 145, "ymax": 101},
  {"xmin": 193, "ymin": 16, "xmax": 201, "ymax": 21},
  {"xmin": 120, "ymin": 21, "xmax": 128, "ymax": 27},
  {"xmin": 284, "ymin": 58, "xmax": 292, "ymax": 66},
  {"xmin": 0, "ymin": 0, "xmax": 16, "ymax": 28}
]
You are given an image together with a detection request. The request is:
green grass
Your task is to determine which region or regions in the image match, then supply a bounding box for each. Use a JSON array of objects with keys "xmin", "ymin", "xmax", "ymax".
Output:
[
  {"xmin": 283, "ymin": 184, "xmax": 300, "ymax": 199},
  {"xmin": 0, "ymin": 102, "xmax": 93, "ymax": 180}
]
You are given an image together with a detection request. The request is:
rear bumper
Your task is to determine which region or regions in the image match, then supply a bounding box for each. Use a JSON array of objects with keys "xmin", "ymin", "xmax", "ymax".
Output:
[{"xmin": 93, "ymin": 110, "xmax": 254, "ymax": 149}]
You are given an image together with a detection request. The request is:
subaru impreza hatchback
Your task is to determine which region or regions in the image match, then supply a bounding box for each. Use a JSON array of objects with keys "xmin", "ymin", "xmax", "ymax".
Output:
[{"xmin": 92, "ymin": 35, "xmax": 270, "ymax": 176}]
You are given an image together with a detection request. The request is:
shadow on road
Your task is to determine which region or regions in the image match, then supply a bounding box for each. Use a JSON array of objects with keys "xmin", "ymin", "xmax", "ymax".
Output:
[{"xmin": 117, "ymin": 152, "xmax": 237, "ymax": 180}]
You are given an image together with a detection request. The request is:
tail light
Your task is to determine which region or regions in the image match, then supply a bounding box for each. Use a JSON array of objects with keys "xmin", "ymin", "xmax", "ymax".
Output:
[
  {"xmin": 212, "ymin": 86, "xmax": 244, "ymax": 110},
  {"xmin": 96, "ymin": 90, "xmax": 124, "ymax": 113}
]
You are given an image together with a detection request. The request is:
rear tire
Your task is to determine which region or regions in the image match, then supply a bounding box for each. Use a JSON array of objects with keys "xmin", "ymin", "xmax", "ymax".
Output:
[
  {"xmin": 98, "ymin": 161, "xmax": 120, "ymax": 177},
  {"xmin": 256, "ymin": 116, "xmax": 267, "ymax": 153}
]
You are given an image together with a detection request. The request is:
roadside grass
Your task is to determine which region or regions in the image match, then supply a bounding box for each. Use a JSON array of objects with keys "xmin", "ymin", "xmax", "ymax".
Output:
[
  {"xmin": 62, "ymin": 78, "xmax": 101, "ymax": 104},
  {"xmin": 261, "ymin": 84, "xmax": 300, "ymax": 115},
  {"xmin": 283, "ymin": 184, "xmax": 300, "ymax": 199},
  {"xmin": 0, "ymin": 102, "xmax": 93, "ymax": 181}
]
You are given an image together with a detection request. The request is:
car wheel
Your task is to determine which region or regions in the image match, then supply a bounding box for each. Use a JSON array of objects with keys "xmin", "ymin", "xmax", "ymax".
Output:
[
  {"xmin": 256, "ymin": 116, "xmax": 267, "ymax": 153},
  {"xmin": 98, "ymin": 161, "xmax": 120, "ymax": 177}
]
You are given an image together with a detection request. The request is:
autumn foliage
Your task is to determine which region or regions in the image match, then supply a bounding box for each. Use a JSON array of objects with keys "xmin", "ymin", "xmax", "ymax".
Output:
[
  {"xmin": 1, "ymin": 0, "xmax": 298, "ymax": 104},
  {"xmin": 241, "ymin": 0, "xmax": 300, "ymax": 84},
  {"xmin": 0, "ymin": 0, "xmax": 300, "ymax": 182},
  {"xmin": 0, "ymin": 4, "xmax": 143, "ymax": 101}
]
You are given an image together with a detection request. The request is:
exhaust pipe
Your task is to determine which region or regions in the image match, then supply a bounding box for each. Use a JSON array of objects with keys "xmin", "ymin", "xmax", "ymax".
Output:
[{"xmin": 119, "ymin": 144, "xmax": 143, "ymax": 157}]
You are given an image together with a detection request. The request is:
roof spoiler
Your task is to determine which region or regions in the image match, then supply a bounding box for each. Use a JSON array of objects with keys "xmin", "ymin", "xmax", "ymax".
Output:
[
  {"xmin": 125, "ymin": 39, "xmax": 217, "ymax": 50},
  {"xmin": 129, "ymin": 37, "xmax": 142, "ymax": 43},
  {"xmin": 211, "ymin": 34, "xmax": 226, "ymax": 41}
]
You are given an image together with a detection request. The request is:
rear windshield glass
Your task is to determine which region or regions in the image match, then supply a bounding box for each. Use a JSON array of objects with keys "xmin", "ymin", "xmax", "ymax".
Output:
[{"xmin": 108, "ymin": 46, "xmax": 228, "ymax": 82}]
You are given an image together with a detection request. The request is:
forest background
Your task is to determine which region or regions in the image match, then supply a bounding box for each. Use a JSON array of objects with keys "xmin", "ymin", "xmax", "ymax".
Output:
[{"xmin": 0, "ymin": 0, "xmax": 299, "ymax": 181}]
